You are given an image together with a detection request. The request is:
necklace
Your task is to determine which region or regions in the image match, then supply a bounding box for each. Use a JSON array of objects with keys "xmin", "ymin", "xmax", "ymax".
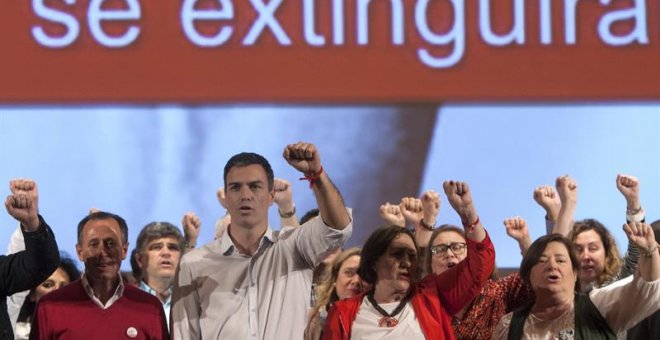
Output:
[{"xmin": 367, "ymin": 290, "xmax": 410, "ymax": 328}]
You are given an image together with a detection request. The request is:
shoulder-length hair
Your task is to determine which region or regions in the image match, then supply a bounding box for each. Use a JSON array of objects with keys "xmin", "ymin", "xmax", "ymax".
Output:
[{"xmin": 570, "ymin": 219, "xmax": 622, "ymax": 286}]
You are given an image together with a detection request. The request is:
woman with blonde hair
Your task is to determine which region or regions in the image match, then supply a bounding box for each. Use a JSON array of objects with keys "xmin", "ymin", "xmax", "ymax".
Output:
[{"xmin": 305, "ymin": 247, "xmax": 365, "ymax": 340}]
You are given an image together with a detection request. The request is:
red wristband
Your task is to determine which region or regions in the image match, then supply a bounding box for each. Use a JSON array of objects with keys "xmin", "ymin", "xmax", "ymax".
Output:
[
  {"xmin": 462, "ymin": 216, "xmax": 479, "ymax": 234},
  {"xmin": 299, "ymin": 166, "xmax": 324, "ymax": 188}
]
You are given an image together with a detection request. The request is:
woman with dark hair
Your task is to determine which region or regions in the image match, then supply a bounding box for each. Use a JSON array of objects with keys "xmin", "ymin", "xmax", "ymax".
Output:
[
  {"xmin": 492, "ymin": 222, "xmax": 660, "ymax": 339},
  {"xmin": 323, "ymin": 181, "xmax": 495, "ymax": 340},
  {"xmin": 14, "ymin": 253, "xmax": 80, "ymax": 339}
]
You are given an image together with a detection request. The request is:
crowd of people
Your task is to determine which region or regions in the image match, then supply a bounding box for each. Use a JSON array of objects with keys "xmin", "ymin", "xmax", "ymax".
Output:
[{"xmin": 1, "ymin": 141, "xmax": 659, "ymax": 340}]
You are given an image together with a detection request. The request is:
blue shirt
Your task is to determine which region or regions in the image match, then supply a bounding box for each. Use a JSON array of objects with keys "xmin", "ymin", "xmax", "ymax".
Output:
[{"xmin": 138, "ymin": 280, "xmax": 172, "ymax": 328}]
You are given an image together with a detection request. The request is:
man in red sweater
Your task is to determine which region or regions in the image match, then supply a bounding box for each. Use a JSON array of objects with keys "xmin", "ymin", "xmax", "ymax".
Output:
[{"xmin": 30, "ymin": 211, "xmax": 168, "ymax": 340}]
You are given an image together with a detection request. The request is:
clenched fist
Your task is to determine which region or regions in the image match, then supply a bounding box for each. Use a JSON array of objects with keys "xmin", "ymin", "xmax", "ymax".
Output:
[
  {"xmin": 283, "ymin": 142, "xmax": 322, "ymax": 175},
  {"xmin": 5, "ymin": 179, "xmax": 40, "ymax": 231}
]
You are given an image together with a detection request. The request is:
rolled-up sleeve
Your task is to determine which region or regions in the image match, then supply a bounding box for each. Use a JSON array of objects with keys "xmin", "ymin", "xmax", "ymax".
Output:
[{"xmin": 294, "ymin": 208, "xmax": 353, "ymax": 268}]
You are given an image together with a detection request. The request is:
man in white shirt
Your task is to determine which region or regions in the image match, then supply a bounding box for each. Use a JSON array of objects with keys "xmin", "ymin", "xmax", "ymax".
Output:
[{"xmin": 172, "ymin": 142, "xmax": 352, "ymax": 339}]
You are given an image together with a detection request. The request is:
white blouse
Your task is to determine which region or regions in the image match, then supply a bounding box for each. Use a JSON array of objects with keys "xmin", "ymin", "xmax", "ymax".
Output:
[{"xmin": 350, "ymin": 298, "xmax": 425, "ymax": 340}]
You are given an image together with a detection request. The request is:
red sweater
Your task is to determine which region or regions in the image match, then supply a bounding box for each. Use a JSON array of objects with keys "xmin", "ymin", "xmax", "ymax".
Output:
[
  {"xmin": 30, "ymin": 279, "xmax": 169, "ymax": 340},
  {"xmin": 322, "ymin": 234, "xmax": 495, "ymax": 340}
]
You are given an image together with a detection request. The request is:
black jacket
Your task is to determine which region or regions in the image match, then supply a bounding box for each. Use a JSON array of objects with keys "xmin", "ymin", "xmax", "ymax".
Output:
[{"xmin": 0, "ymin": 216, "xmax": 59, "ymax": 340}]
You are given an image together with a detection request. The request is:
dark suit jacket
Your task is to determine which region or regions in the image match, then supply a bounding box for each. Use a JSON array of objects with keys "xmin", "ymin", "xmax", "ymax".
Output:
[{"xmin": 0, "ymin": 216, "xmax": 59, "ymax": 340}]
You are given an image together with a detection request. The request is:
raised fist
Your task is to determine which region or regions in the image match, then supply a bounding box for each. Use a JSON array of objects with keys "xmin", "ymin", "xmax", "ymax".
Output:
[
  {"xmin": 283, "ymin": 142, "xmax": 322, "ymax": 174},
  {"xmin": 504, "ymin": 216, "xmax": 529, "ymax": 242},
  {"xmin": 533, "ymin": 185, "xmax": 560, "ymax": 216},
  {"xmin": 443, "ymin": 180, "xmax": 475, "ymax": 221},
  {"xmin": 420, "ymin": 190, "xmax": 440, "ymax": 225},
  {"xmin": 623, "ymin": 221, "xmax": 656, "ymax": 252},
  {"xmin": 273, "ymin": 178, "xmax": 294, "ymax": 212},
  {"xmin": 616, "ymin": 174, "xmax": 640, "ymax": 207},
  {"xmin": 555, "ymin": 175, "xmax": 577, "ymax": 204},
  {"xmin": 182, "ymin": 212, "xmax": 201, "ymax": 245},
  {"xmin": 5, "ymin": 179, "xmax": 40, "ymax": 231},
  {"xmin": 379, "ymin": 203, "xmax": 405, "ymax": 228},
  {"xmin": 399, "ymin": 197, "xmax": 423, "ymax": 226}
]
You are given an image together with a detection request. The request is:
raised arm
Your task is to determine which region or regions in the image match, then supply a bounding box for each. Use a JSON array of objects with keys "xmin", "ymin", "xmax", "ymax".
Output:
[
  {"xmin": 503, "ymin": 216, "xmax": 532, "ymax": 255},
  {"xmin": 533, "ymin": 185, "xmax": 561, "ymax": 234},
  {"xmin": 283, "ymin": 142, "xmax": 350, "ymax": 230},
  {"xmin": 553, "ymin": 175, "xmax": 577, "ymax": 237},
  {"xmin": 443, "ymin": 181, "xmax": 484, "ymax": 242},
  {"xmin": 400, "ymin": 190, "xmax": 440, "ymax": 249},
  {"xmin": 181, "ymin": 212, "xmax": 201, "ymax": 253},
  {"xmin": 379, "ymin": 202, "xmax": 405, "ymax": 228},
  {"xmin": 588, "ymin": 221, "xmax": 660, "ymax": 334},
  {"xmin": 436, "ymin": 181, "xmax": 494, "ymax": 314},
  {"xmin": 273, "ymin": 178, "xmax": 300, "ymax": 227},
  {"xmin": 616, "ymin": 174, "xmax": 642, "ymax": 279},
  {"xmin": 617, "ymin": 174, "xmax": 644, "ymax": 222},
  {"xmin": 2, "ymin": 179, "xmax": 59, "ymax": 295},
  {"xmin": 624, "ymin": 221, "xmax": 659, "ymax": 281}
]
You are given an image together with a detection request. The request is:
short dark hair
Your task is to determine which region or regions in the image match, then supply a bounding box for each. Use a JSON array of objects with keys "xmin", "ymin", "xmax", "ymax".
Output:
[
  {"xmin": 223, "ymin": 152, "xmax": 274, "ymax": 191},
  {"xmin": 358, "ymin": 226, "xmax": 417, "ymax": 285},
  {"xmin": 300, "ymin": 208, "xmax": 320, "ymax": 224},
  {"xmin": 135, "ymin": 221, "xmax": 184, "ymax": 254},
  {"xmin": 520, "ymin": 234, "xmax": 579, "ymax": 291},
  {"xmin": 77, "ymin": 211, "xmax": 129, "ymax": 246},
  {"xmin": 58, "ymin": 252, "xmax": 81, "ymax": 283},
  {"xmin": 130, "ymin": 247, "xmax": 141, "ymax": 283}
]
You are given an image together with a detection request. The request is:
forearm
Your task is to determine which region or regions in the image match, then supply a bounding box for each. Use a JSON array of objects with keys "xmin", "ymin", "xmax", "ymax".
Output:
[
  {"xmin": 7, "ymin": 215, "xmax": 60, "ymax": 294},
  {"xmin": 459, "ymin": 207, "xmax": 485, "ymax": 242},
  {"xmin": 278, "ymin": 203, "xmax": 300, "ymax": 227},
  {"xmin": 553, "ymin": 202, "xmax": 575, "ymax": 236},
  {"xmin": 638, "ymin": 245, "xmax": 660, "ymax": 282},
  {"xmin": 312, "ymin": 172, "xmax": 351, "ymax": 230},
  {"xmin": 618, "ymin": 242, "xmax": 640, "ymax": 280},
  {"xmin": 518, "ymin": 236, "xmax": 532, "ymax": 255},
  {"xmin": 183, "ymin": 235, "xmax": 198, "ymax": 254},
  {"xmin": 413, "ymin": 223, "xmax": 433, "ymax": 248},
  {"xmin": 544, "ymin": 206, "xmax": 559, "ymax": 224},
  {"xmin": 280, "ymin": 215, "xmax": 300, "ymax": 227}
]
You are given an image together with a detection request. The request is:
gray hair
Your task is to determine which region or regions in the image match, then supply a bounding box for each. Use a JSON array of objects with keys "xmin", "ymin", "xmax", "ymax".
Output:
[{"xmin": 135, "ymin": 221, "xmax": 185, "ymax": 253}]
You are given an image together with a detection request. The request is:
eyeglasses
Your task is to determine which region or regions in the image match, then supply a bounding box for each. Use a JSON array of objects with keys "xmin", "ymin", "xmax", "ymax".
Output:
[{"xmin": 430, "ymin": 242, "xmax": 467, "ymax": 257}]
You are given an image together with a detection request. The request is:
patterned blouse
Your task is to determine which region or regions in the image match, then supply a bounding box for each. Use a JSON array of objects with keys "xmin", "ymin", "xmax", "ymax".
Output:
[{"xmin": 452, "ymin": 273, "xmax": 532, "ymax": 340}]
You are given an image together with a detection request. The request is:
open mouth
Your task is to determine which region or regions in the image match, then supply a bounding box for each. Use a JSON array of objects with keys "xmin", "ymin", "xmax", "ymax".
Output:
[
  {"xmin": 160, "ymin": 260, "xmax": 173, "ymax": 267},
  {"xmin": 239, "ymin": 206, "xmax": 253, "ymax": 213},
  {"xmin": 545, "ymin": 273, "xmax": 560, "ymax": 283},
  {"xmin": 446, "ymin": 262, "xmax": 457, "ymax": 269}
]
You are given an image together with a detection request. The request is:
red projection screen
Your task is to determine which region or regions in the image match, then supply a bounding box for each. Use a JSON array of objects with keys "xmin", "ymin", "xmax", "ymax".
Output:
[{"xmin": 1, "ymin": 0, "xmax": 659, "ymax": 103}]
